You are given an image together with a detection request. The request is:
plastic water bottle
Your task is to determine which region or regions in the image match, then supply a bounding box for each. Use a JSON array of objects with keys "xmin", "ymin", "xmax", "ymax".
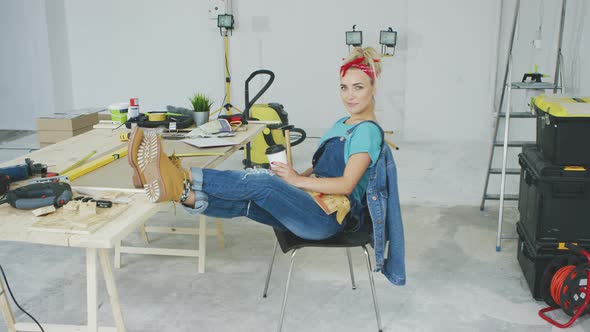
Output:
[{"xmin": 129, "ymin": 97, "xmax": 140, "ymax": 119}]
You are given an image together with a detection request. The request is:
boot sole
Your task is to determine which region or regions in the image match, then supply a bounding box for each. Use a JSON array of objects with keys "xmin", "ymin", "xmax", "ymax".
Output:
[
  {"xmin": 138, "ymin": 131, "xmax": 167, "ymax": 202},
  {"xmin": 128, "ymin": 128, "xmax": 146, "ymax": 188}
]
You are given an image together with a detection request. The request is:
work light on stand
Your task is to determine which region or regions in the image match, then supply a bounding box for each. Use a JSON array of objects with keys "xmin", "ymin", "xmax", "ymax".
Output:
[
  {"xmin": 218, "ymin": 14, "xmax": 234, "ymax": 36},
  {"xmin": 346, "ymin": 25, "xmax": 363, "ymax": 51},
  {"xmin": 213, "ymin": 13, "xmax": 242, "ymax": 116},
  {"xmin": 380, "ymin": 27, "xmax": 398, "ymax": 56}
]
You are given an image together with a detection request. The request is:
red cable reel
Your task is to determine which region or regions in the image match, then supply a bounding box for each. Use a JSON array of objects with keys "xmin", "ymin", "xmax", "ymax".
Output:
[{"xmin": 539, "ymin": 244, "xmax": 590, "ymax": 328}]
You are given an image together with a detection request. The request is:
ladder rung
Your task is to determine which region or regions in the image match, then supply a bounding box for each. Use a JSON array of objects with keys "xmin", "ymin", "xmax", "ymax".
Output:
[
  {"xmin": 499, "ymin": 112, "xmax": 536, "ymax": 118},
  {"xmin": 511, "ymin": 82, "xmax": 561, "ymax": 90},
  {"xmin": 489, "ymin": 168, "xmax": 521, "ymax": 175},
  {"xmin": 493, "ymin": 141, "xmax": 535, "ymax": 147},
  {"xmin": 484, "ymin": 194, "xmax": 519, "ymax": 201}
]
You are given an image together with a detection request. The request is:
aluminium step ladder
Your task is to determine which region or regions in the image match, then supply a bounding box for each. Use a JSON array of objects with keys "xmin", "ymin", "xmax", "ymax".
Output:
[{"xmin": 480, "ymin": 0, "xmax": 566, "ymax": 251}]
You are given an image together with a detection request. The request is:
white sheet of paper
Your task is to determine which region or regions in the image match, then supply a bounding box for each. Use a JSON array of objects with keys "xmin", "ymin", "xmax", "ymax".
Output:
[{"xmin": 182, "ymin": 137, "xmax": 239, "ymax": 148}]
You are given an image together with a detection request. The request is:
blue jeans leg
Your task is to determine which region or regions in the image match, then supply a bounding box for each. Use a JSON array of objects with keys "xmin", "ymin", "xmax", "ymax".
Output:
[
  {"xmin": 193, "ymin": 197, "xmax": 288, "ymax": 231},
  {"xmin": 189, "ymin": 168, "xmax": 342, "ymax": 240}
]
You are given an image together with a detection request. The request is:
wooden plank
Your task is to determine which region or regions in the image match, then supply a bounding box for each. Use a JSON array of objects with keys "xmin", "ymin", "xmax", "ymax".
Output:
[
  {"xmin": 68, "ymin": 196, "xmax": 159, "ymax": 249},
  {"xmin": 0, "ymin": 128, "xmax": 127, "ymax": 171},
  {"xmin": 0, "ymin": 280, "xmax": 16, "ymax": 332},
  {"xmin": 139, "ymin": 224, "xmax": 149, "ymax": 243},
  {"xmin": 114, "ymin": 241, "xmax": 122, "ymax": 269},
  {"xmin": 0, "ymin": 204, "xmax": 71, "ymax": 246},
  {"xmin": 29, "ymin": 197, "xmax": 129, "ymax": 235},
  {"xmin": 198, "ymin": 216, "xmax": 207, "ymax": 273},
  {"xmin": 98, "ymin": 249, "xmax": 126, "ymax": 332},
  {"xmin": 215, "ymin": 219, "xmax": 225, "ymax": 249},
  {"xmin": 14, "ymin": 322, "xmax": 116, "ymax": 332},
  {"xmin": 87, "ymin": 248, "xmax": 98, "ymax": 332},
  {"xmin": 144, "ymin": 226, "xmax": 218, "ymax": 236},
  {"xmin": 200, "ymin": 123, "xmax": 265, "ymax": 169},
  {"xmin": 118, "ymin": 246, "xmax": 199, "ymax": 257}
]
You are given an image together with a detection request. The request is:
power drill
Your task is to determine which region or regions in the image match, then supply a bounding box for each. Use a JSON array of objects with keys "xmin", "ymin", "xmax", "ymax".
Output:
[
  {"xmin": 0, "ymin": 182, "xmax": 72, "ymax": 210},
  {"xmin": 0, "ymin": 174, "xmax": 9, "ymax": 196},
  {"xmin": 0, "ymin": 158, "xmax": 47, "ymax": 183}
]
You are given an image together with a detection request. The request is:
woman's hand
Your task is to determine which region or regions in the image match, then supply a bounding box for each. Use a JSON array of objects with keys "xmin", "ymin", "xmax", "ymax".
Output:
[{"xmin": 271, "ymin": 162, "xmax": 302, "ymax": 187}]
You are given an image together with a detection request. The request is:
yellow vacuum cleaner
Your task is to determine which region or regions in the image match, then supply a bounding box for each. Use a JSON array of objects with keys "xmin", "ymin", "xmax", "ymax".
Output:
[{"xmin": 242, "ymin": 70, "xmax": 306, "ymax": 168}]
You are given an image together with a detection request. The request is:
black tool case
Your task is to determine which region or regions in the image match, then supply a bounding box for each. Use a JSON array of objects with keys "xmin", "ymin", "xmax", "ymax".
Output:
[
  {"xmin": 533, "ymin": 95, "xmax": 590, "ymax": 165},
  {"xmin": 516, "ymin": 222, "xmax": 588, "ymax": 301},
  {"xmin": 518, "ymin": 145, "xmax": 590, "ymax": 243},
  {"xmin": 125, "ymin": 114, "xmax": 193, "ymax": 129}
]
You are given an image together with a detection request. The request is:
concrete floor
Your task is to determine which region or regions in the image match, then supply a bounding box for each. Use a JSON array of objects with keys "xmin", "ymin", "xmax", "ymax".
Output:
[{"xmin": 0, "ymin": 132, "xmax": 588, "ymax": 331}]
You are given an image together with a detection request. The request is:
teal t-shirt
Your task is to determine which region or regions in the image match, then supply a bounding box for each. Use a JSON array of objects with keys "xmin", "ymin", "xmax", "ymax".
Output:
[{"xmin": 318, "ymin": 117, "xmax": 383, "ymax": 203}]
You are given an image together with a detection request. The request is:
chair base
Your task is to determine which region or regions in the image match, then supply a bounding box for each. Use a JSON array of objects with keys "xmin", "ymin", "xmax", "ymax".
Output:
[{"xmin": 262, "ymin": 241, "xmax": 383, "ymax": 332}]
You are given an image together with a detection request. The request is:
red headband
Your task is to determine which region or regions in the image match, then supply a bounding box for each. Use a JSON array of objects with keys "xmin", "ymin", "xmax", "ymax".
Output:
[{"xmin": 340, "ymin": 57, "xmax": 380, "ymax": 80}]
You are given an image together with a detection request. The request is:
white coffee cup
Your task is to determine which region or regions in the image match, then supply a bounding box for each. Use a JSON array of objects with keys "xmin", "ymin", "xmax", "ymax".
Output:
[{"xmin": 266, "ymin": 145, "xmax": 287, "ymax": 168}]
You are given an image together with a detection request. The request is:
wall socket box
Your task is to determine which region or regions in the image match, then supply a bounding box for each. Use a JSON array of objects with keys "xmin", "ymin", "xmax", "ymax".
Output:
[{"xmin": 209, "ymin": 0, "xmax": 226, "ymax": 20}]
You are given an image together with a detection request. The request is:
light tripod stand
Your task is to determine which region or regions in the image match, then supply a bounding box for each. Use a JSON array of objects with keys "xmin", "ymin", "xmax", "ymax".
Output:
[{"xmin": 212, "ymin": 16, "xmax": 242, "ymax": 118}]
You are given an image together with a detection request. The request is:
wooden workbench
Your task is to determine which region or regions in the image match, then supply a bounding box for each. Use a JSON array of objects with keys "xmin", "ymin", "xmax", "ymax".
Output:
[{"xmin": 0, "ymin": 123, "xmax": 265, "ymax": 332}]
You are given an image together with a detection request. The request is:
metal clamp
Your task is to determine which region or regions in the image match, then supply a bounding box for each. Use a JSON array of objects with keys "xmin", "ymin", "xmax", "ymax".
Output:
[{"xmin": 544, "ymin": 113, "xmax": 551, "ymax": 126}]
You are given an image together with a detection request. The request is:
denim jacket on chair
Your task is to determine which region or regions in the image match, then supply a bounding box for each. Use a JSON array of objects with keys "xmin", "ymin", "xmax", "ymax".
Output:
[{"xmin": 365, "ymin": 127, "xmax": 406, "ymax": 286}]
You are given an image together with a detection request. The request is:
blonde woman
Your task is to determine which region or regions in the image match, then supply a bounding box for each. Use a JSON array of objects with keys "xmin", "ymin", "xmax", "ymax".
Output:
[{"xmin": 128, "ymin": 47, "xmax": 405, "ymax": 285}]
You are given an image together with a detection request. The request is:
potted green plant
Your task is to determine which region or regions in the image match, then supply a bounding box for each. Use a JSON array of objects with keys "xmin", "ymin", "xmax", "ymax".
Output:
[{"xmin": 189, "ymin": 93, "xmax": 213, "ymax": 127}]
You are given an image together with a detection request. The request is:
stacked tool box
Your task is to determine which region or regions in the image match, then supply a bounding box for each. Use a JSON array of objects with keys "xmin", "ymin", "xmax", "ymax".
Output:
[{"xmin": 516, "ymin": 95, "xmax": 590, "ymax": 300}]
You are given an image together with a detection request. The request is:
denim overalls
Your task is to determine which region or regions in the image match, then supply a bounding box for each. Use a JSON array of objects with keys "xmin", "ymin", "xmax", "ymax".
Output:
[{"xmin": 311, "ymin": 123, "xmax": 369, "ymax": 230}]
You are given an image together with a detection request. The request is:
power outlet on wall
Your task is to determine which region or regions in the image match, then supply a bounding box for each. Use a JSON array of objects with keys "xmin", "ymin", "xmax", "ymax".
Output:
[{"xmin": 209, "ymin": 0, "xmax": 226, "ymax": 20}]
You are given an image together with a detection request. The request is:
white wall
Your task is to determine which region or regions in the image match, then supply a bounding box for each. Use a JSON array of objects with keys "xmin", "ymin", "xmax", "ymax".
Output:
[
  {"xmin": 46, "ymin": 0, "xmax": 74, "ymax": 115},
  {"xmin": 63, "ymin": 0, "xmax": 224, "ymax": 116},
  {"xmin": 4, "ymin": 0, "xmax": 588, "ymax": 143},
  {"xmin": 0, "ymin": 0, "xmax": 502, "ymax": 141},
  {"xmin": 0, "ymin": 0, "xmax": 55, "ymax": 130},
  {"xmin": 405, "ymin": 0, "xmax": 500, "ymax": 141},
  {"xmin": 60, "ymin": 0, "xmax": 412, "ymax": 137},
  {"xmin": 562, "ymin": 0, "xmax": 590, "ymax": 95},
  {"xmin": 227, "ymin": 0, "xmax": 409, "ymax": 138}
]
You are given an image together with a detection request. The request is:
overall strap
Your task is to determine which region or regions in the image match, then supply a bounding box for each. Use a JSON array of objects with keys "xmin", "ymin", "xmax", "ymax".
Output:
[{"xmin": 345, "ymin": 120, "xmax": 385, "ymax": 150}]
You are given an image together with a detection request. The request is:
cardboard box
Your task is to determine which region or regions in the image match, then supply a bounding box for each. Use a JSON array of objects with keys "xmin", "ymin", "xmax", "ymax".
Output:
[
  {"xmin": 98, "ymin": 111, "xmax": 112, "ymax": 121},
  {"xmin": 37, "ymin": 108, "xmax": 101, "ymax": 145},
  {"xmin": 37, "ymin": 109, "xmax": 100, "ymax": 132},
  {"xmin": 38, "ymin": 126, "xmax": 94, "ymax": 144}
]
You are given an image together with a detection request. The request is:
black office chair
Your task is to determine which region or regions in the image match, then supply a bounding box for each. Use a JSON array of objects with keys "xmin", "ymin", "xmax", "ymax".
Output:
[{"xmin": 262, "ymin": 215, "xmax": 383, "ymax": 332}]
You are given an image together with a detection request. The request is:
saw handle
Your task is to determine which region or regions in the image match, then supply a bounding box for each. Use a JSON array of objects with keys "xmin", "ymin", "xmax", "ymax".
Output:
[{"xmin": 6, "ymin": 182, "xmax": 72, "ymax": 210}]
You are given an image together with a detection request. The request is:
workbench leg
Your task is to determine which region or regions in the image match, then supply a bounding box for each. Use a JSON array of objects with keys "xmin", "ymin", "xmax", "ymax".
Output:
[
  {"xmin": 198, "ymin": 216, "xmax": 207, "ymax": 273},
  {"xmin": 86, "ymin": 248, "xmax": 98, "ymax": 332},
  {"xmin": 0, "ymin": 278, "xmax": 16, "ymax": 332},
  {"xmin": 139, "ymin": 223, "xmax": 150, "ymax": 244},
  {"xmin": 215, "ymin": 218, "xmax": 225, "ymax": 249},
  {"xmin": 114, "ymin": 241, "xmax": 121, "ymax": 269},
  {"xmin": 99, "ymin": 249, "xmax": 126, "ymax": 332}
]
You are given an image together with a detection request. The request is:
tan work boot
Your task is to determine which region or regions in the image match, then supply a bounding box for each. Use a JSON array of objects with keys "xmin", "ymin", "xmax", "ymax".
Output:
[
  {"xmin": 128, "ymin": 129, "xmax": 188, "ymax": 202},
  {"xmin": 128, "ymin": 127, "xmax": 185, "ymax": 189},
  {"xmin": 128, "ymin": 127, "xmax": 145, "ymax": 188}
]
